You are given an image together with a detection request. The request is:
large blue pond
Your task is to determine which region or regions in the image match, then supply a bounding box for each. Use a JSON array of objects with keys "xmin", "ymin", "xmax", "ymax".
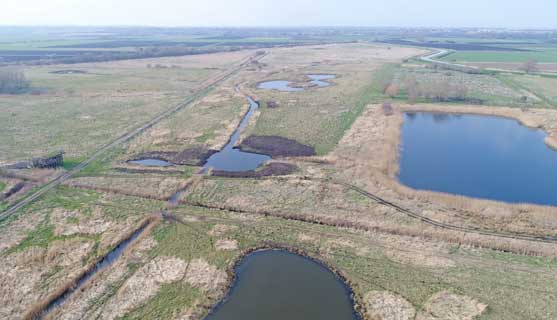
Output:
[{"xmin": 398, "ymin": 112, "xmax": 557, "ymax": 205}]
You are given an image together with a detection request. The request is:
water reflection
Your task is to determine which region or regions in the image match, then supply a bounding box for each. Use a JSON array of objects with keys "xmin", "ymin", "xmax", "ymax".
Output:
[{"xmin": 399, "ymin": 112, "xmax": 557, "ymax": 205}]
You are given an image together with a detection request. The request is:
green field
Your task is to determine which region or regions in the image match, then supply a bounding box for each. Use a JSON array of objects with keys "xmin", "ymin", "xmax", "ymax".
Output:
[{"xmin": 441, "ymin": 48, "xmax": 557, "ymax": 63}]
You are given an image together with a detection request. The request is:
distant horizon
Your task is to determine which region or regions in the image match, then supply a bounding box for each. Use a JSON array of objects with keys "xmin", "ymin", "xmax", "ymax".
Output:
[
  {"xmin": 2, "ymin": 0, "xmax": 556, "ymax": 30},
  {"xmin": 0, "ymin": 25, "xmax": 555, "ymax": 31}
]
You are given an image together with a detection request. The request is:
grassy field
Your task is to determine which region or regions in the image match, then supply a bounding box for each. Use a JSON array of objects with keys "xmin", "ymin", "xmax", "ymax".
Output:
[
  {"xmin": 8, "ymin": 186, "xmax": 554, "ymax": 320},
  {"xmin": 124, "ymin": 76, "xmax": 248, "ymax": 157},
  {"xmin": 0, "ymin": 50, "xmax": 251, "ymax": 162},
  {"xmin": 0, "ymin": 186, "xmax": 164, "ymax": 318},
  {"xmin": 441, "ymin": 48, "xmax": 557, "ymax": 63},
  {"xmin": 392, "ymin": 64, "xmax": 537, "ymax": 107},
  {"xmin": 501, "ymin": 74, "xmax": 557, "ymax": 107},
  {"xmin": 240, "ymin": 43, "xmax": 426, "ymax": 155}
]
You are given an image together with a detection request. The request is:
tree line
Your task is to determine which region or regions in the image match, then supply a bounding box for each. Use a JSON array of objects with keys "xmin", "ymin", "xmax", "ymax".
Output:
[{"xmin": 0, "ymin": 68, "xmax": 30, "ymax": 94}]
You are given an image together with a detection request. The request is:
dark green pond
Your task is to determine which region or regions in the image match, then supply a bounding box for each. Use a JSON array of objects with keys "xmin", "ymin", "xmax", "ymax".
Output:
[
  {"xmin": 399, "ymin": 112, "xmax": 557, "ymax": 205},
  {"xmin": 205, "ymin": 250, "xmax": 358, "ymax": 320}
]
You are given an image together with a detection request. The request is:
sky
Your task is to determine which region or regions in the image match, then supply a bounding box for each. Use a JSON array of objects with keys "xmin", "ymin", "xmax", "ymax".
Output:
[{"xmin": 1, "ymin": 0, "xmax": 556, "ymax": 29}]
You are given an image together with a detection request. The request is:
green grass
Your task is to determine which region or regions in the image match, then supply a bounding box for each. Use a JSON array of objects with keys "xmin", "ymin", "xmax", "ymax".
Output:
[
  {"xmin": 246, "ymin": 62, "xmax": 396, "ymax": 155},
  {"xmin": 0, "ymin": 181, "xmax": 6, "ymax": 193},
  {"xmin": 63, "ymin": 156, "xmax": 84, "ymax": 170},
  {"xmin": 394, "ymin": 64, "xmax": 534, "ymax": 107},
  {"xmin": 119, "ymin": 283, "xmax": 200, "ymax": 320},
  {"xmin": 441, "ymin": 49, "xmax": 557, "ymax": 63},
  {"xmin": 500, "ymin": 74, "xmax": 557, "ymax": 107}
]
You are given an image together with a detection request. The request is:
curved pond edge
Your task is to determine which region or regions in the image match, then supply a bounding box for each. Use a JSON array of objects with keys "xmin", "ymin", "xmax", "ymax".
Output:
[
  {"xmin": 203, "ymin": 244, "xmax": 365, "ymax": 320},
  {"xmin": 389, "ymin": 104, "xmax": 557, "ymax": 208}
]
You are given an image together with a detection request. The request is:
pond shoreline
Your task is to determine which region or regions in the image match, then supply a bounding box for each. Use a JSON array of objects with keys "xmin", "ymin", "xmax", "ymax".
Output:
[
  {"xmin": 203, "ymin": 244, "xmax": 365, "ymax": 320},
  {"xmin": 383, "ymin": 104, "xmax": 557, "ymax": 208}
]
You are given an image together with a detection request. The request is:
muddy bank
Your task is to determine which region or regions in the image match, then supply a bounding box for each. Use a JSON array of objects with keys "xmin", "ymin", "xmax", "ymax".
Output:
[
  {"xmin": 114, "ymin": 167, "xmax": 186, "ymax": 175},
  {"xmin": 3, "ymin": 152, "xmax": 64, "ymax": 170},
  {"xmin": 130, "ymin": 147, "xmax": 217, "ymax": 166},
  {"xmin": 239, "ymin": 135, "xmax": 316, "ymax": 157},
  {"xmin": 212, "ymin": 162, "xmax": 297, "ymax": 178},
  {"xmin": 204, "ymin": 244, "xmax": 364, "ymax": 320},
  {"xmin": 49, "ymin": 70, "xmax": 88, "ymax": 74},
  {"xmin": 0, "ymin": 181, "xmax": 25, "ymax": 200}
]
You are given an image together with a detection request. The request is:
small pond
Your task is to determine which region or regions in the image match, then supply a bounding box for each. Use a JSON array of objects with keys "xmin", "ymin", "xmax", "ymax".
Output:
[
  {"xmin": 203, "ymin": 96, "xmax": 271, "ymax": 172},
  {"xmin": 399, "ymin": 112, "xmax": 557, "ymax": 205},
  {"xmin": 307, "ymin": 74, "xmax": 336, "ymax": 87},
  {"xmin": 257, "ymin": 80, "xmax": 304, "ymax": 92},
  {"xmin": 205, "ymin": 250, "xmax": 358, "ymax": 320},
  {"xmin": 128, "ymin": 158, "xmax": 173, "ymax": 167},
  {"xmin": 257, "ymin": 74, "xmax": 335, "ymax": 91}
]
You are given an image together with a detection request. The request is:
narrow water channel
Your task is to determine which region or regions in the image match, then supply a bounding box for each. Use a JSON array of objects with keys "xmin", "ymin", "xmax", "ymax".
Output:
[
  {"xmin": 205, "ymin": 250, "xmax": 358, "ymax": 320},
  {"xmin": 202, "ymin": 96, "xmax": 271, "ymax": 172},
  {"xmin": 399, "ymin": 112, "xmax": 557, "ymax": 205},
  {"xmin": 35, "ymin": 222, "xmax": 150, "ymax": 319}
]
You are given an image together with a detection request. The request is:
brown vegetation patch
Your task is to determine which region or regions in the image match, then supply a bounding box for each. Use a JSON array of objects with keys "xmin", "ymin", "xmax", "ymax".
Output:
[
  {"xmin": 215, "ymin": 239, "xmax": 239, "ymax": 251},
  {"xmin": 184, "ymin": 258, "xmax": 227, "ymax": 294},
  {"xmin": 52, "ymin": 207, "xmax": 112, "ymax": 236},
  {"xmin": 208, "ymin": 224, "xmax": 238, "ymax": 237},
  {"xmin": 0, "ymin": 238, "xmax": 94, "ymax": 319},
  {"xmin": 211, "ymin": 162, "xmax": 297, "ymax": 178},
  {"xmin": 416, "ymin": 291, "xmax": 487, "ymax": 320},
  {"xmin": 364, "ymin": 291, "xmax": 416, "ymax": 320},
  {"xmin": 65, "ymin": 176, "xmax": 190, "ymax": 201},
  {"xmin": 239, "ymin": 135, "xmax": 316, "ymax": 157},
  {"xmin": 266, "ymin": 100, "xmax": 279, "ymax": 108},
  {"xmin": 100, "ymin": 256, "xmax": 188, "ymax": 320},
  {"xmin": 0, "ymin": 178, "xmax": 25, "ymax": 201}
]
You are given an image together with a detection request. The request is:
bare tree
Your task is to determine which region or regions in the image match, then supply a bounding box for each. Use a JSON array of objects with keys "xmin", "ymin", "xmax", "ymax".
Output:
[
  {"xmin": 521, "ymin": 59, "xmax": 538, "ymax": 74},
  {"xmin": 384, "ymin": 83, "xmax": 400, "ymax": 98},
  {"xmin": 405, "ymin": 76, "xmax": 418, "ymax": 104},
  {"xmin": 0, "ymin": 68, "xmax": 30, "ymax": 94}
]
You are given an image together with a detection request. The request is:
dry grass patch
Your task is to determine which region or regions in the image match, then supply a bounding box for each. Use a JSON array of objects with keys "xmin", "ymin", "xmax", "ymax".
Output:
[
  {"xmin": 364, "ymin": 291, "xmax": 416, "ymax": 320},
  {"xmin": 64, "ymin": 175, "xmax": 190, "ymax": 200},
  {"xmin": 99, "ymin": 256, "xmax": 188, "ymax": 320},
  {"xmin": 184, "ymin": 258, "xmax": 227, "ymax": 295},
  {"xmin": 215, "ymin": 239, "xmax": 238, "ymax": 251},
  {"xmin": 416, "ymin": 291, "xmax": 487, "ymax": 320}
]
